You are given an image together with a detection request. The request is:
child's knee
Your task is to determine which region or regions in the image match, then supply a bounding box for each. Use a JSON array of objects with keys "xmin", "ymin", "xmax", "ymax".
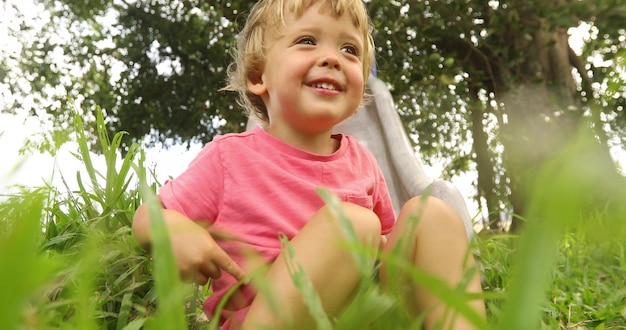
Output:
[
  {"xmin": 400, "ymin": 196, "xmax": 465, "ymax": 232},
  {"xmin": 332, "ymin": 202, "xmax": 382, "ymax": 244}
]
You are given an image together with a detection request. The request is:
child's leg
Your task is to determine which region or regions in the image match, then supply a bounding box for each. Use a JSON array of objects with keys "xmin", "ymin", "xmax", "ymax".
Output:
[
  {"xmin": 380, "ymin": 196, "xmax": 485, "ymax": 329},
  {"xmin": 241, "ymin": 202, "xmax": 381, "ymax": 330}
]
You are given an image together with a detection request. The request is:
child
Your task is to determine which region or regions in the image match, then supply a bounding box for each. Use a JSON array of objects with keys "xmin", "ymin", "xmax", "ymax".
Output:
[{"xmin": 132, "ymin": 0, "xmax": 486, "ymax": 329}]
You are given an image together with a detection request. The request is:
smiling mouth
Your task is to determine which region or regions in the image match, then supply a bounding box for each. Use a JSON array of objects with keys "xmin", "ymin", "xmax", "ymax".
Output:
[{"xmin": 310, "ymin": 82, "xmax": 342, "ymax": 91}]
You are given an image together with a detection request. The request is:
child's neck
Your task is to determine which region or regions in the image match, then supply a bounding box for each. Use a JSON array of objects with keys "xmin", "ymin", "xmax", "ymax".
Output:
[{"xmin": 266, "ymin": 126, "xmax": 338, "ymax": 155}]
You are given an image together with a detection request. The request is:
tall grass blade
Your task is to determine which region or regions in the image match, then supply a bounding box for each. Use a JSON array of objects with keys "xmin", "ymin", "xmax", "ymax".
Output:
[
  {"xmin": 316, "ymin": 187, "xmax": 374, "ymax": 277},
  {"xmin": 135, "ymin": 165, "xmax": 189, "ymax": 329},
  {"xmin": 72, "ymin": 105, "xmax": 102, "ymax": 197},
  {"xmin": 333, "ymin": 287, "xmax": 395, "ymax": 330},
  {"xmin": 0, "ymin": 189, "xmax": 58, "ymax": 328},
  {"xmin": 380, "ymin": 250, "xmax": 489, "ymax": 329},
  {"xmin": 279, "ymin": 233, "xmax": 333, "ymax": 330},
  {"xmin": 122, "ymin": 318, "xmax": 147, "ymax": 330},
  {"xmin": 116, "ymin": 292, "xmax": 134, "ymax": 330},
  {"xmin": 64, "ymin": 234, "xmax": 100, "ymax": 330}
]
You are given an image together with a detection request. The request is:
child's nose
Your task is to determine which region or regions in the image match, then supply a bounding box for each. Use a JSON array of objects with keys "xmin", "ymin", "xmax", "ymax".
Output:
[
  {"xmin": 323, "ymin": 60, "xmax": 340, "ymax": 69},
  {"xmin": 319, "ymin": 49, "xmax": 341, "ymax": 70}
]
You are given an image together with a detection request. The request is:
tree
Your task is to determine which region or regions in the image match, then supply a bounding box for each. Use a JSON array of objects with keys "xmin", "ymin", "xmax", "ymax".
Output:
[
  {"xmin": 2, "ymin": 0, "xmax": 625, "ymax": 230},
  {"xmin": 367, "ymin": 0, "xmax": 626, "ymax": 230},
  {"xmin": 2, "ymin": 0, "xmax": 256, "ymax": 150}
]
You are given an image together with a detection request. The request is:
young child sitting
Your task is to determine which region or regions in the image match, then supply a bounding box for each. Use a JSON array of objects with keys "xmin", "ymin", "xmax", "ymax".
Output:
[{"xmin": 132, "ymin": 0, "xmax": 486, "ymax": 329}]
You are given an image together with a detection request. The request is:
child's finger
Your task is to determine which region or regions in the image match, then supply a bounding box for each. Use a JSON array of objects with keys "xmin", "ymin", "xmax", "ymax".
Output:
[
  {"xmin": 379, "ymin": 235, "xmax": 388, "ymax": 249},
  {"xmin": 195, "ymin": 273, "xmax": 210, "ymax": 286},
  {"xmin": 200, "ymin": 261, "xmax": 222, "ymax": 280},
  {"xmin": 214, "ymin": 248, "xmax": 247, "ymax": 281}
]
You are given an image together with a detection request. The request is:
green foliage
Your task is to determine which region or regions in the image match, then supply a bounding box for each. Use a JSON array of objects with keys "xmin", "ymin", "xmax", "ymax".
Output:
[
  {"xmin": 135, "ymin": 161, "xmax": 189, "ymax": 329},
  {"xmin": 479, "ymin": 228, "xmax": 626, "ymax": 329},
  {"xmin": 0, "ymin": 104, "xmax": 209, "ymax": 329},
  {"xmin": 482, "ymin": 123, "xmax": 626, "ymax": 329},
  {"xmin": 3, "ymin": 0, "xmax": 255, "ymax": 149},
  {"xmin": 31, "ymin": 107, "xmax": 158, "ymax": 328},
  {"xmin": 367, "ymin": 0, "xmax": 626, "ymax": 227},
  {"xmin": 0, "ymin": 188, "xmax": 58, "ymax": 330}
]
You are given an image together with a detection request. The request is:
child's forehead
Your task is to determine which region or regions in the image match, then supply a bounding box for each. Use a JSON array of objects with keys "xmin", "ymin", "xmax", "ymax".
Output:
[
  {"xmin": 288, "ymin": 0, "xmax": 339, "ymax": 16},
  {"xmin": 277, "ymin": 0, "xmax": 365, "ymax": 29}
]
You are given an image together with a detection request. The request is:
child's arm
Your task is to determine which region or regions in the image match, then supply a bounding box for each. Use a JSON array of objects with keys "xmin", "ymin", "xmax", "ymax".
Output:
[{"xmin": 132, "ymin": 197, "xmax": 246, "ymax": 284}]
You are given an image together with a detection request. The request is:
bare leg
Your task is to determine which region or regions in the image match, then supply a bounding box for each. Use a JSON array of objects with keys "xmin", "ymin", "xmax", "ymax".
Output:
[
  {"xmin": 241, "ymin": 202, "xmax": 381, "ymax": 330},
  {"xmin": 380, "ymin": 196, "xmax": 486, "ymax": 329}
]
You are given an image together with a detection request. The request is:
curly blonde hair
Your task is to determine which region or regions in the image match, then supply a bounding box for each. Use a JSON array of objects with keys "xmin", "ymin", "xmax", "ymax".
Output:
[{"xmin": 222, "ymin": 0, "xmax": 374, "ymax": 124}]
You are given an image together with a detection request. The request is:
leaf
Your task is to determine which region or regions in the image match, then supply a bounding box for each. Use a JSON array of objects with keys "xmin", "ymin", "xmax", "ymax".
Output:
[
  {"xmin": 135, "ymin": 166, "xmax": 188, "ymax": 330},
  {"xmin": 0, "ymin": 190, "xmax": 58, "ymax": 329},
  {"xmin": 122, "ymin": 318, "xmax": 147, "ymax": 330},
  {"xmin": 316, "ymin": 187, "xmax": 373, "ymax": 277},
  {"xmin": 378, "ymin": 249, "xmax": 489, "ymax": 330},
  {"xmin": 279, "ymin": 234, "xmax": 333, "ymax": 330},
  {"xmin": 116, "ymin": 292, "xmax": 134, "ymax": 330}
]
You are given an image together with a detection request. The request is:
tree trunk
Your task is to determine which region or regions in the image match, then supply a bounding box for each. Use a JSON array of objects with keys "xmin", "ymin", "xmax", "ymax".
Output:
[
  {"xmin": 470, "ymin": 104, "xmax": 500, "ymax": 230},
  {"xmin": 499, "ymin": 24, "xmax": 581, "ymax": 230}
]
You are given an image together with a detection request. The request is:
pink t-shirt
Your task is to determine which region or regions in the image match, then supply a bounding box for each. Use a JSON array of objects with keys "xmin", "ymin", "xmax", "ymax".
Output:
[{"xmin": 159, "ymin": 126, "xmax": 395, "ymax": 325}]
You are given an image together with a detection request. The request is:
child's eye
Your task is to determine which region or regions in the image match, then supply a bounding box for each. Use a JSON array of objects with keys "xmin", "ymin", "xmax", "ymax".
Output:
[
  {"xmin": 296, "ymin": 36, "xmax": 315, "ymax": 45},
  {"xmin": 341, "ymin": 45, "xmax": 359, "ymax": 56}
]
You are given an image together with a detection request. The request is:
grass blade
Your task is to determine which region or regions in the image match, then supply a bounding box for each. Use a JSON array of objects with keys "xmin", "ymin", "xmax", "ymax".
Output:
[
  {"xmin": 0, "ymin": 189, "xmax": 57, "ymax": 329},
  {"xmin": 135, "ymin": 166, "xmax": 188, "ymax": 329},
  {"xmin": 279, "ymin": 234, "xmax": 333, "ymax": 330}
]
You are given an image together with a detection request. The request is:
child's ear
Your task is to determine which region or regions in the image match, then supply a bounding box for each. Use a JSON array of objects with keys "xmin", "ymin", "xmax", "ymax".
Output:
[{"xmin": 247, "ymin": 73, "xmax": 267, "ymax": 96}]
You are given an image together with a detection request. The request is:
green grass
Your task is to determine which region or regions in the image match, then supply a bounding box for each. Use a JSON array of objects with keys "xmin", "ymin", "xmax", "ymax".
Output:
[{"xmin": 1, "ymin": 106, "xmax": 625, "ymax": 329}]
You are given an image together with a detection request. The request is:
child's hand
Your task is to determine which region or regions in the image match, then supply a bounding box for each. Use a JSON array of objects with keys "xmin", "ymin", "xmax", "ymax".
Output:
[
  {"xmin": 166, "ymin": 214, "xmax": 247, "ymax": 285},
  {"xmin": 132, "ymin": 202, "xmax": 246, "ymax": 285}
]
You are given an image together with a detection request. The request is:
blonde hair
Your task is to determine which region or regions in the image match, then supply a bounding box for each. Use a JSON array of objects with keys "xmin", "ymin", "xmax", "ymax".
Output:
[{"xmin": 222, "ymin": 0, "xmax": 374, "ymax": 124}]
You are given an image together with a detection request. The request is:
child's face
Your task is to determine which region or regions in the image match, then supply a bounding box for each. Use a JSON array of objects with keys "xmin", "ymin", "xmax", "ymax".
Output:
[{"xmin": 247, "ymin": 1, "xmax": 365, "ymax": 134}]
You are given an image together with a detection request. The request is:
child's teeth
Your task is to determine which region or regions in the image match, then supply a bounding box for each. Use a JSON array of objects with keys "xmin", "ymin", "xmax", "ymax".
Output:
[{"xmin": 315, "ymin": 83, "xmax": 336, "ymax": 90}]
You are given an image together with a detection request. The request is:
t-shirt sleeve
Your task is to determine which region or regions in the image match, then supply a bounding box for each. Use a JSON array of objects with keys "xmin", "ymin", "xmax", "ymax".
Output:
[{"xmin": 158, "ymin": 142, "xmax": 223, "ymax": 223}]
